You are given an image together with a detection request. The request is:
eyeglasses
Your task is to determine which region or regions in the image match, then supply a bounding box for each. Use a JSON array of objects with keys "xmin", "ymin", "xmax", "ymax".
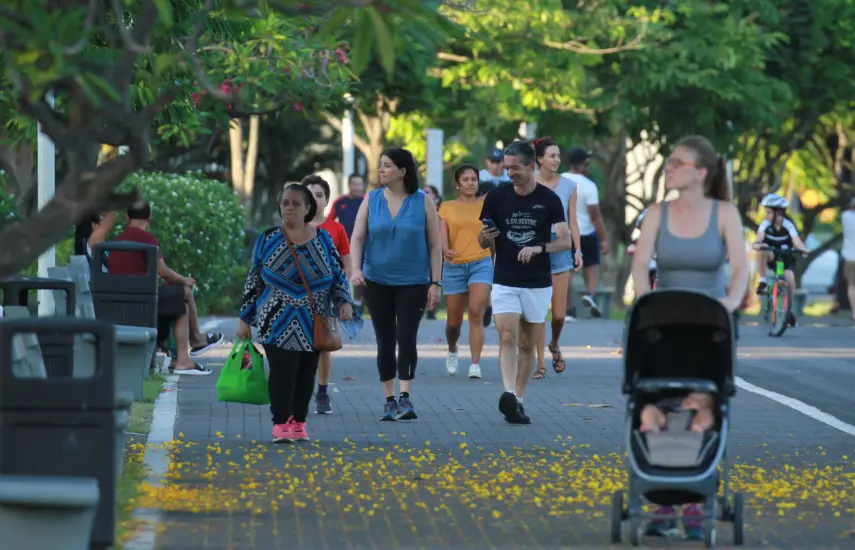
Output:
[{"xmin": 664, "ymin": 157, "xmax": 697, "ymax": 169}]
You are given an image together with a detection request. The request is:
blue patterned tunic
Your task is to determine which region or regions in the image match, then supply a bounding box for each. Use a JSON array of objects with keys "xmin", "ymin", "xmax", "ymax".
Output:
[{"xmin": 240, "ymin": 227, "xmax": 353, "ymax": 351}]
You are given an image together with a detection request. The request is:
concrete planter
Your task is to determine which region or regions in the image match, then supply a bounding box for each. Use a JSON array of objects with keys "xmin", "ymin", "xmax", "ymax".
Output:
[{"xmin": 0, "ymin": 475, "xmax": 99, "ymax": 550}]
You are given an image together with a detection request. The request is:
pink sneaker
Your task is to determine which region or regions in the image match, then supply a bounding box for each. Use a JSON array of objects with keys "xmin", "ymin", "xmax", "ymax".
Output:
[
  {"xmin": 290, "ymin": 421, "xmax": 309, "ymax": 441},
  {"xmin": 272, "ymin": 421, "xmax": 292, "ymax": 443}
]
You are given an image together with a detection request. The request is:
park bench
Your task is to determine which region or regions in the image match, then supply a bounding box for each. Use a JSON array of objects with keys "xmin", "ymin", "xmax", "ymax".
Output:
[
  {"xmin": 0, "ymin": 315, "xmax": 120, "ymax": 549},
  {"xmin": 46, "ymin": 266, "xmax": 152, "ymax": 402}
]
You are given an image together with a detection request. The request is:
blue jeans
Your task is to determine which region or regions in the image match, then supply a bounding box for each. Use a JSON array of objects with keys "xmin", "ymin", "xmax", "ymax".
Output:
[{"xmin": 441, "ymin": 256, "xmax": 494, "ymax": 295}]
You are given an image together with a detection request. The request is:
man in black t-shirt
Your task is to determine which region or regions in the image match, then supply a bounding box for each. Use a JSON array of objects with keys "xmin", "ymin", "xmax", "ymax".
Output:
[{"xmin": 478, "ymin": 140, "xmax": 571, "ymax": 424}]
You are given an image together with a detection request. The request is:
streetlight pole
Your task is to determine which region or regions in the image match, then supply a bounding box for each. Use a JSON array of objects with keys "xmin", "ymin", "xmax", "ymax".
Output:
[
  {"xmin": 341, "ymin": 94, "xmax": 355, "ymax": 195},
  {"xmin": 37, "ymin": 92, "xmax": 56, "ymax": 316}
]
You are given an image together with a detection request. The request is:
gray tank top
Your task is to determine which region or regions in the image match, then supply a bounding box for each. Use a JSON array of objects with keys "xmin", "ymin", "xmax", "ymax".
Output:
[
  {"xmin": 544, "ymin": 176, "xmax": 576, "ymax": 233},
  {"xmin": 655, "ymin": 202, "xmax": 727, "ymax": 298}
]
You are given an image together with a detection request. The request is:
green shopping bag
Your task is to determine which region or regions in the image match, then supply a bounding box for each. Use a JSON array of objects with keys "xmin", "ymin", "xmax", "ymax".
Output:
[{"xmin": 216, "ymin": 340, "xmax": 269, "ymax": 405}]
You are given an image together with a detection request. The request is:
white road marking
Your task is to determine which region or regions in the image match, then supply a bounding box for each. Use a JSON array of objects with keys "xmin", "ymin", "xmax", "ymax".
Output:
[
  {"xmin": 200, "ymin": 319, "xmax": 222, "ymax": 333},
  {"xmin": 736, "ymin": 376, "xmax": 855, "ymax": 437}
]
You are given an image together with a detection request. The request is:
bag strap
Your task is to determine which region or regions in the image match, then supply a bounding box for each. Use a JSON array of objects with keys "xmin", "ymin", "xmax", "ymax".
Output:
[{"xmin": 285, "ymin": 235, "xmax": 318, "ymax": 314}]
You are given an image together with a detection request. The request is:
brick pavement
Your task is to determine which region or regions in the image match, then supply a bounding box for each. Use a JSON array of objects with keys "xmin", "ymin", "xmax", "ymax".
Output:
[{"xmin": 143, "ymin": 320, "xmax": 855, "ymax": 550}]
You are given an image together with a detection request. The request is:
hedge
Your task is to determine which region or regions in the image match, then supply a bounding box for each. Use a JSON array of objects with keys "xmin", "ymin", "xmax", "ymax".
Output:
[{"xmin": 118, "ymin": 172, "xmax": 247, "ymax": 314}]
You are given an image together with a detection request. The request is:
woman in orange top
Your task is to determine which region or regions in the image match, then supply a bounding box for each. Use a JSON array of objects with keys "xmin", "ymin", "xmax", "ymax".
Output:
[
  {"xmin": 303, "ymin": 175, "xmax": 351, "ymax": 415},
  {"xmin": 438, "ymin": 165, "xmax": 493, "ymax": 380}
]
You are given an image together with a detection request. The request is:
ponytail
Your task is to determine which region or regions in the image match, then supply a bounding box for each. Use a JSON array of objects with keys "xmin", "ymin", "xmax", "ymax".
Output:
[
  {"xmin": 675, "ymin": 135, "xmax": 732, "ymax": 202},
  {"xmin": 707, "ymin": 156, "xmax": 730, "ymax": 202}
]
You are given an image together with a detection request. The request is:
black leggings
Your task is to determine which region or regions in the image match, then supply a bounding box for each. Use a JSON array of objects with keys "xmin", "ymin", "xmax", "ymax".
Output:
[
  {"xmin": 261, "ymin": 345, "xmax": 320, "ymax": 424},
  {"xmin": 364, "ymin": 281, "xmax": 429, "ymax": 382}
]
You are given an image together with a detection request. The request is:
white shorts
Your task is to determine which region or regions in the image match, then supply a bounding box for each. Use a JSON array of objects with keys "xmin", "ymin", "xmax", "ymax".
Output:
[{"xmin": 491, "ymin": 284, "xmax": 553, "ymax": 323}]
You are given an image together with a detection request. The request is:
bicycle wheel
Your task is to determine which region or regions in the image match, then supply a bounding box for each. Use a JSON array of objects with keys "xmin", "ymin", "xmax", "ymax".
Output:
[{"xmin": 768, "ymin": 280, "xmax": 790, "ymax": 337}]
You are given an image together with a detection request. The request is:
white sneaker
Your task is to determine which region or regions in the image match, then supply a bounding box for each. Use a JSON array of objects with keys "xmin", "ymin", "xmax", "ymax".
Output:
[
  {"xmin": 468, "ymin": 364, "xmax": 482, "ymax": 379},
  {"xmin": 446, "ymin": 352, "xmax": 458, "ymax": 375}
]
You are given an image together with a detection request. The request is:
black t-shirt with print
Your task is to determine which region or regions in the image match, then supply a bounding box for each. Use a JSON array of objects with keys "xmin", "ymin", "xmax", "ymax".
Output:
[{"xmin": 480, "ymin": 183, "xmax": 566, "ymax": 288}]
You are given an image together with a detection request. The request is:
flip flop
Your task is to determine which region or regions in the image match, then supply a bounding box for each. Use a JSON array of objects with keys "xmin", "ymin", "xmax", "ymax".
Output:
[{"xmin": 548, "ymin": 344, "xmax": 566, "ymax": 373}]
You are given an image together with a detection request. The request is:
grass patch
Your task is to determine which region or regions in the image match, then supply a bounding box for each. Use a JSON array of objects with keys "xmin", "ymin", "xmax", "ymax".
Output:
[
  {"xmin": 114, "ymin": 372, "xmax": 167, "ymax": 548},
  {"xmin": 128, "ymin": 374, "xmax": 166, "ymax": 435}
]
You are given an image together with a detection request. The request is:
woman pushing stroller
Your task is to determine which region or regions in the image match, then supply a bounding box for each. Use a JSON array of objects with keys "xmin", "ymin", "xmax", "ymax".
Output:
[{"xmin": 630, "ymin": 135, "xmax": 749, "ymax": 539}]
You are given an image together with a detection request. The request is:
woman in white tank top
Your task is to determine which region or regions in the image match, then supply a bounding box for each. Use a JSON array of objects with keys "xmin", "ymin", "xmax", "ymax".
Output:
[{"xmin": 532, "ymin": 138, "xmax": 582, "ymax": 379}]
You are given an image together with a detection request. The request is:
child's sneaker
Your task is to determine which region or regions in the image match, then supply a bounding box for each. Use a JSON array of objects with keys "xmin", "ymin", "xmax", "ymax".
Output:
[
  {"xmin": 645, "ymin": 505, "xmax": 679, "ymax": 537},
  {"xmin": 682, "ymin": 503, "xmax": 704, "ymax": 540}
]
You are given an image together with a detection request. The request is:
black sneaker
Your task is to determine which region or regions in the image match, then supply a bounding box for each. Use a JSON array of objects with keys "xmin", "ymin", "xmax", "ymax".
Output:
[
  {"xmin": 314, "ymin": 393, "xmax": 332, "ymax": 415},
  {"xmin": 397, "ymin": 396, "xmax": 417, "ymax": 420},
  {"xmin": 582, "ymin": 294, "xmax": 602, "ymax": 317},
  {"xmin": 380, "ymin": 399, "xmax": 399, "ymax": 421},
  {"xmin": 787, "ymin": 311, "xmax": 798, "ymax": 328},
  {"xmin": 499, "ymin": 391, "xmax": 526, "ymax": 424},
  {"xmin": 517, "ymin": 403, "xmax": 532, "ymax": 425}
]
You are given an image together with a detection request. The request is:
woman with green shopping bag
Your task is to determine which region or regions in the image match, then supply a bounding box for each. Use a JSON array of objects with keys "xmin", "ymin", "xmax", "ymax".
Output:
[{"xmin": 237, "ymin": 183, "xmax": 355, "ymax": 443}]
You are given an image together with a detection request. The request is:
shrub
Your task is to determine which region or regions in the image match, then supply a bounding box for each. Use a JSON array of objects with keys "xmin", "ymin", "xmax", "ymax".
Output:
[{"xmin": 118, "ymin": 172, "xmax": 247, "ymax": 314}]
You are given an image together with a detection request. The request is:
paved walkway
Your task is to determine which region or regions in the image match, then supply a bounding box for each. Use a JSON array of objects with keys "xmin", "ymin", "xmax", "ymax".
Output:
[{"xmin": 139, "ymin": 319, "xmax": 855, "ymax": 549}]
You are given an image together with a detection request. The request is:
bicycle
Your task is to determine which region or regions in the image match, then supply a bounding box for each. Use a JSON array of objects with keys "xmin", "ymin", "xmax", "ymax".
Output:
[{"xmin": 756, "ymin": 246, "xmax": 803, "ymax": 337}]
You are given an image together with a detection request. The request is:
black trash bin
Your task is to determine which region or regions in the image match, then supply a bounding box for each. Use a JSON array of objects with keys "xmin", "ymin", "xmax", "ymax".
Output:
[
  {"xmin": 0, "ymin": 317, "xmax": 117, "ymax": 549},
  {"xmin": 0, "ymin": 276, "xmax": 77, "ymax": 376},
  {"xmin": 90, "ymin": 242, "xmax": 159, "ymax": 328}
]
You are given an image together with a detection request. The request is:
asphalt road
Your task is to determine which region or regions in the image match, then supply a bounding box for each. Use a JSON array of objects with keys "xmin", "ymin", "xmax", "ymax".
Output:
[{"xmin": 139, "ymin": 316, "xmax": 855, "ymax": 550}]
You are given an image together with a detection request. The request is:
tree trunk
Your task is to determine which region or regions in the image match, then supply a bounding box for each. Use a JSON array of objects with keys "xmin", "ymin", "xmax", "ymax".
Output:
[
  {"xmin": 229, "ymin": 118, "xmax": 245, "ymax": 199},
  {"xmin": 242, "ymin": 115, "xmax": 260, "ymax": 208},
  {"xmin": 0, "ymin": 141, "xmax": 36, "ymax": 216}
]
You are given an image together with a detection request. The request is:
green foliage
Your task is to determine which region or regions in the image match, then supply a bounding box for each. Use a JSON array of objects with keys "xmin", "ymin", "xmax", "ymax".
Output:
[
  {"xmin": 117, "ymin": 172, "xmax": 247, "ymax": 314},
  {"xmin": 0, "ymin": 184, "xmax": 18, "ymax": 230}
]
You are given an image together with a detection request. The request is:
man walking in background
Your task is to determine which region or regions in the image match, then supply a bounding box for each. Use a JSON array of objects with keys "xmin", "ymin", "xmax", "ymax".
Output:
[
  {"xmin": 477, "ymin": 147, "xmax": 512, "ymax": 196},
  {"xmin": 328, "ymin": 173, "xmax": 365, "ymax": 312},
  {"xmin": 562, "ymin": 147, "xmax": 609, "ymax": 319}
]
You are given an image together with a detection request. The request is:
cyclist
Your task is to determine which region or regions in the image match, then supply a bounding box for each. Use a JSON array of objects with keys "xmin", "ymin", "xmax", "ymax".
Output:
[
  {"xmin": 752, "ymin": 193, "xmax": 809, "ymax": 327},
  {"xmin": 627, "ymin": 208, "xmax": 657, "ymax": 289}
]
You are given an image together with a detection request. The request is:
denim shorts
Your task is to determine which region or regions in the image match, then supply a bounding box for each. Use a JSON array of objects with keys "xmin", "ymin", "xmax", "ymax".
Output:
[
  {"xmin": 441, "ymin": 256, "xmax": 494, "ymax": 295},
  {"xmin": 549, "ymin": 232, "xmax": 573, "ymax": 275}
]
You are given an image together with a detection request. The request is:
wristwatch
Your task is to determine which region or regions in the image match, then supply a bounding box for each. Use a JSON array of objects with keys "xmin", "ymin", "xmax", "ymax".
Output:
[{"xmin": 430, "ymin": 281, "xmax": 442, "ymax": 287}]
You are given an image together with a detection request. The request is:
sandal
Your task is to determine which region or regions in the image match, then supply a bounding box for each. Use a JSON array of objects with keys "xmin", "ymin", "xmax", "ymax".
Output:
[
  {"xmin": 548, "ymin": 344, "xmax": 566, "ymax": 374},
  {"xmin": 533, "ymin": 367, "xmax": 547, "ymax": 380}
]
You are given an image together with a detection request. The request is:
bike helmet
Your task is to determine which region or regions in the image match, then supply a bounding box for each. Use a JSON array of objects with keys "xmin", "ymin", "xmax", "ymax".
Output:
[{"xmin": 760, "ymin": 193, "xmax": 789, "ymax": 210}]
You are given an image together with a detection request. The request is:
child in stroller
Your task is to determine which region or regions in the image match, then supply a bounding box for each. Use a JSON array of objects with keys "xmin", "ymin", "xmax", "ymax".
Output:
[
  {"xmin": 611, "ymin": 289, "xmax": 745, "ymax": 548},
  {"xmin": 640, "ymin": 393, "xmax": 715, "ymax": 434}
]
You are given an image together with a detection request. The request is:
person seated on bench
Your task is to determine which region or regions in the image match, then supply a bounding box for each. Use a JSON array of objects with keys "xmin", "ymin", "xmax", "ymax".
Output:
[
  {"xmin": 107, "ymin": 201, "xmax": 224, "ymax": 375},
  {"xmin": 74, "ymin": 211, "xmax": 117, "ymax": 271},
  {"xmin": 640, "ymin": 392, "xmax": 715, "ymax": 434}
]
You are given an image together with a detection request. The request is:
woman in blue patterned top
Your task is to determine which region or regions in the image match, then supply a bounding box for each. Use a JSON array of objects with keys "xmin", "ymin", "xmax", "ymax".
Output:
[{"xmin": 237, "ymin": 184, "xmax": 354, "ymax": 444}]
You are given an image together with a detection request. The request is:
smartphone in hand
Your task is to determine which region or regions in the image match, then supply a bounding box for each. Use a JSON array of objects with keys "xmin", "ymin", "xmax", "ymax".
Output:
[{"xmin": 482, "ymin": 218, "xmax": 497, "ymax": 230}]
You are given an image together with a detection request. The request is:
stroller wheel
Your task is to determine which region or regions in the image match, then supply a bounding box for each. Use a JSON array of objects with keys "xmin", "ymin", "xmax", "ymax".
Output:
[
  {"xmin": 610, "ymin": 492, "xmax": 623, "ymax": 542},
  {"xmin": 717, "ymin": 495, "xmax": 730, "ymax": 521},
  {"xmin": 629, "ymin": 517, "xmax": 642, "ymax": 546},
  {"xmin": 704, "ymin": 522, "xmax": 716, "ymax": 548},
  {"xmin": 732, "ymin": 493, "xmax": 745, "ymax": 545}
]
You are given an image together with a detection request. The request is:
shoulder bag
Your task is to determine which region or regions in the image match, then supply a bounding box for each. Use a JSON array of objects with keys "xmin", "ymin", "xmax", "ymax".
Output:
[{"xmin": 285, "ymin": 236, "xmax": 343, "ymax": 352}]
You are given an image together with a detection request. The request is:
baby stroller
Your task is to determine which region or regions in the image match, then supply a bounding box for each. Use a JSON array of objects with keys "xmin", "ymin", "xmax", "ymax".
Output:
[{"xmin": 610, "ymin": 289, "xmax": 745, "ymax": 548}]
